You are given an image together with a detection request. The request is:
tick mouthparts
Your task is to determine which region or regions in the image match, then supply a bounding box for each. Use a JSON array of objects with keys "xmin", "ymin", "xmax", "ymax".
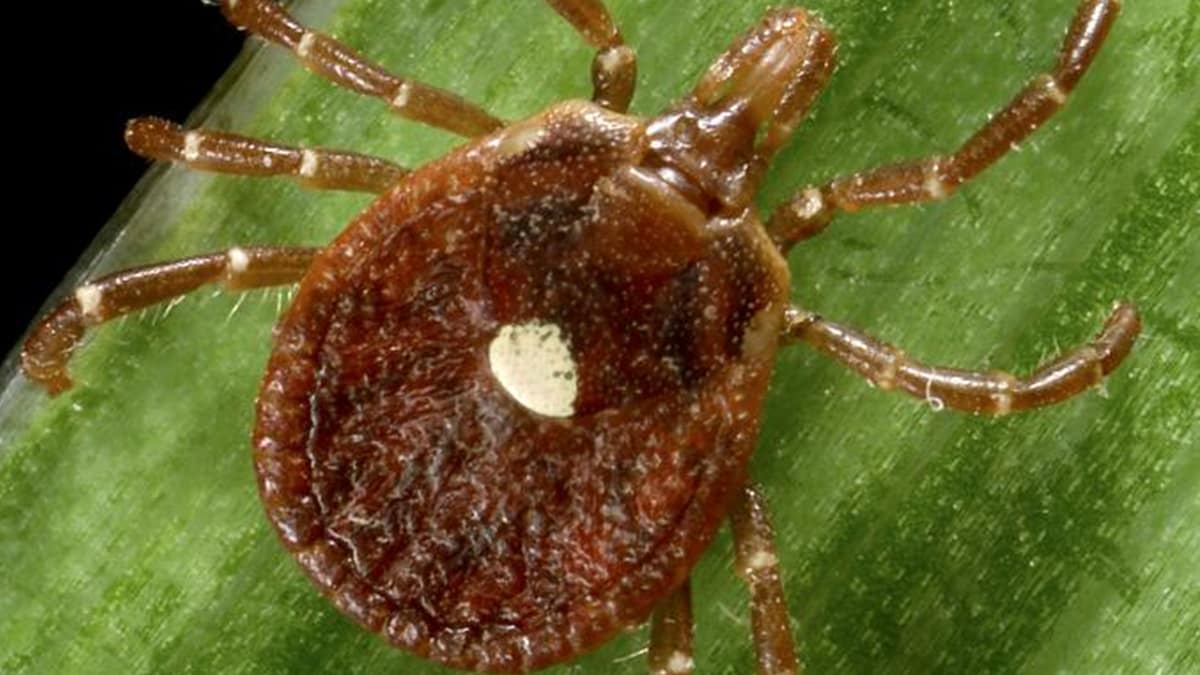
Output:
[{"xmin": 693, "ymin": 9, "xmax": 836, "ymax": 133}]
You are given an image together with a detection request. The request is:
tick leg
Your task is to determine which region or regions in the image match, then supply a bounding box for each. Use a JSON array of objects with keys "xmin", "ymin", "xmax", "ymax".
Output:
[
  {"xmin": 784, "ymin": 302, "xmax": 1140, "ymax": 415},
  {"xmin": 218, "ymin": 0, "xmax": 502, "ymax": 137},
  {"xmin": 21, "ymin": 247, "xmax": 318, "ymax": 396},
  {"xmin": 731, "ymin": 483, "xmax": 800, "ymax": 675},
  {"xmin": 647, "ymin": 580, "xmax": 695, "ymax": 675},
  {"xmin": 767, "ymin": 0, "xmax": 1120, "ymax": 249},
  {"xmin": 544, "ymin": 0, "xmax": 637, "ymax": 112},
  {"xmin": 126, "ymin": 118, "xmax": 406, "ymax": 193}
]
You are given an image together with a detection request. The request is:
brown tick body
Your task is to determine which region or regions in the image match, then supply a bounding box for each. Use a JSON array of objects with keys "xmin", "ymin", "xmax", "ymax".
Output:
[{"xmin": 21, "ymin": 1, "xmax": 1139, "ymax": 673}]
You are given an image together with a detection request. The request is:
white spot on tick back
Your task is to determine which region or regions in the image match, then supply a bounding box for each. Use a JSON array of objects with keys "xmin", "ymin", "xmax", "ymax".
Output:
[
  {"xmin": 182, "ymin": 132, "xmax": 202, "ymax": 162},
  {"xmin": 75, "ymin": 284, "xmax": 103, "ymax": 319},
  {"xmin": 488, "ymin": 320, "xmax": 577, "ymax": 418}
]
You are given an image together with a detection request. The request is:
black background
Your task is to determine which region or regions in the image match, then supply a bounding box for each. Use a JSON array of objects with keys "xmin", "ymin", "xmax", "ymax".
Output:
[{"xmin": 9, "ymin": 2, "xmax": 243, "ymax": 356}]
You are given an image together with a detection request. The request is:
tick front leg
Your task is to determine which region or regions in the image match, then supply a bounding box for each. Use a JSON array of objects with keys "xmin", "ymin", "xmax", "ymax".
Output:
[
  {"xmin": 784, "ymin": 302, "xmax": 1139, "ymax": 415},
  {"xmin": 126, "ymin": 118, "xmax": 406, "ymax": 193},
  {"xmin": 647, "ymin": 580, "xmax": 694, "ymax": 675},
  {"xmin": 544, "ymin": 0, "xmax": 637, "ymax": 112},
  {"xmin": 21, "ymin": 247, "xmax": 317, "ymax": 396},
  {"xmin": 218, "ymin": 0, "xmax": 501, "ymax": 137},
  {"xmin": 768, "ymin": 0, "xmax": 1120, "ymax": 249},
  {"xmin": 731, "ymin": 484, "xmax": 800, "ymax": 675}
]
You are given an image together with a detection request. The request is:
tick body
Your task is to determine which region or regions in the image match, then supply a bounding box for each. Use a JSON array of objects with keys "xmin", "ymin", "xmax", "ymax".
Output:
[
  {"xmin": 20, "ymin": 1, "xmax": 1139, "ymax": 673},
  {"xmin": 256, "ymin": 100, "xmax": 790, "ymax": 670}
]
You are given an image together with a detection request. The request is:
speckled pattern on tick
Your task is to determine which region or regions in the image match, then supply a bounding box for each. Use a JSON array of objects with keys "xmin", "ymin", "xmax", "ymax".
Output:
[{"xmin": 22, "ymin": 0, "xmax": 1139, "ymax": 672}]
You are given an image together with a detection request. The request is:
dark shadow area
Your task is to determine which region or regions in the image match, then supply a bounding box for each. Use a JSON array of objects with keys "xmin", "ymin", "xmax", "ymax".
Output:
[{"xmin": 8, "ymin": 2, "xmax": 242, "ymax": 352}]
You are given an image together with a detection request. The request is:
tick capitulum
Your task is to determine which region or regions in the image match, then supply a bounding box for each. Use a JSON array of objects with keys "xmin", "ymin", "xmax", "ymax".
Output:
[{"xmin": 22, "ymin": 0, "xmax": 1138, "ymax": 673}]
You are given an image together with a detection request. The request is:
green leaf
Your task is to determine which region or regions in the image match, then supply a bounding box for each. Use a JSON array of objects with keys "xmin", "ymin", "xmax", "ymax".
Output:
[{"xmin": 2, "ymin": 1, "xmax": 1196, "ymax": 673}]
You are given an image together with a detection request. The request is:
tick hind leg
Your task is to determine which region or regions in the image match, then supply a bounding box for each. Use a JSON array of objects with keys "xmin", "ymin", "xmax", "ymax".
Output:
[
  {"xmin": 125, "ymin": 118, "xmax": 406, "ymax": 193},
  {"xmin": 768, "ymin": 0, "xmax": 1120, "ymax": 249},
  {"xmin": 544, "ymin": 0, "xmax": 637, "ymax": 112},
  {"xmin": 218, "ymin": 0, "xmax": 501, "ymax": 137},
  {"xmin": 784, "ymin": 303, "xmax": 1140, "ymax": 415},
  {"xmin": 730, "ymin": 484, "xmax": 800, "ymax": 675},
  {"xmin": 21, "ymin": 247, "xmax": 317, "ymax": 395},
  {"xmin": 647, "ymin": 581, "xmax": 695, "ymax": 675}
]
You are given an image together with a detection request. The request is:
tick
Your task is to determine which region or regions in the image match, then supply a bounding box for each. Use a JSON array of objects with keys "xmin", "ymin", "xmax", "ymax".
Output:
[{"xmin": 21, "ymin": 0, "xmax": 1139, "ymax": 672}]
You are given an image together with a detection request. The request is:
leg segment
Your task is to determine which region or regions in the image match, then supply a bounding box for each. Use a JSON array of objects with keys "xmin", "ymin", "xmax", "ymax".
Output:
[
  {"xmin": 218, "ymin": 0, "xmax": 502, "ymax": 137},
  {"xmin": 784, "ymin": 302, "xmax": 1140, "ymax": 415},
  {"xmin": 647, "ymin": 580, "xmax": 695, "ymax": 675},
  {"xmin": 21, "ymin": 247, "xmax": 318, "ymax": 396},
  {"xmin": 126, "ymin": 118, "xmax": 406, "ymax": 193},
  {"xmin": 544, "ymin": 0, "xmax": 637, "ymax": 112},
  {"xmin": 730, "ymin": 483, "xmax": 800, "ymax": 675},
  {"xmin": 768, "ymin": 0, "xmax": 1120, "ymax": 249}
]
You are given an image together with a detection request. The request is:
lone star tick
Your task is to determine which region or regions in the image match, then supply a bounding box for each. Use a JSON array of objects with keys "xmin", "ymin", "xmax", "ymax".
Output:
[{"xmin": 21, "ymin": 0, "xmax": 1140, "ymax": 673}]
